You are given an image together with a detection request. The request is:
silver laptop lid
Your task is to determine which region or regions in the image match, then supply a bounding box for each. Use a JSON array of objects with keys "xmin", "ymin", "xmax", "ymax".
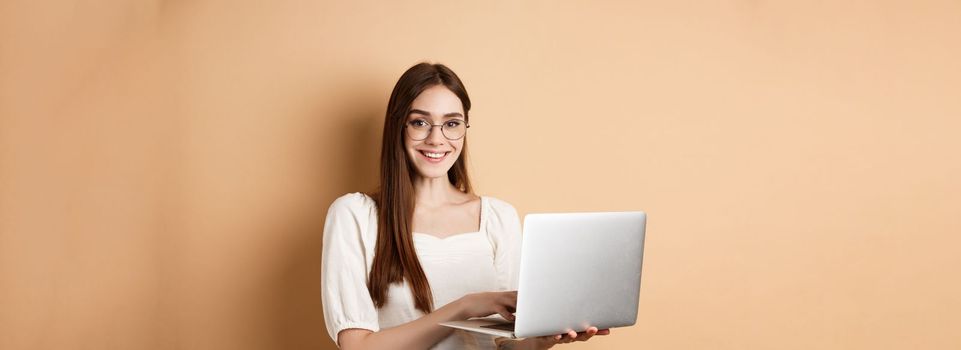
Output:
[{"xmin": 514, "ymin": 211, "xmax": 646, "ymax": 338}]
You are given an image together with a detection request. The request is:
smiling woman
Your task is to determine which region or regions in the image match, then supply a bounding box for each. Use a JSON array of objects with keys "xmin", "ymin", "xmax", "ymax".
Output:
[
  {"xmin": 319, "ymin": 63, "xmax": 608, "ymax": 350},
  {"xmin": 406, "ymin": 110, "xmax": 469, "ymax": 165},
  {"xmin": 404, "ymin": 87, "xmax": 472, "ymax": 178}
]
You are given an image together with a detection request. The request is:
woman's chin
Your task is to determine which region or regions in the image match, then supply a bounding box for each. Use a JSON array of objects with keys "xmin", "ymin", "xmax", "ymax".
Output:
[{"xmin": 414, "ymin": 167, "xmax": 453, "ymax": 180}]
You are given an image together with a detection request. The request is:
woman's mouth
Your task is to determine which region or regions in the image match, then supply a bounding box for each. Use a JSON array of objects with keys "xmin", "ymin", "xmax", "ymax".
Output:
[{"xmin": 418, "ymin": 150, "xmax": 450, "ymax": 163}]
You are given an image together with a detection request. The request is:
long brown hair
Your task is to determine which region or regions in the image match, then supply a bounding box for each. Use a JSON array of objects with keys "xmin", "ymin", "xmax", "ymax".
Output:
[{"xmin": 367, "ymin": 63, "xmax": 473, "ymax": 313}]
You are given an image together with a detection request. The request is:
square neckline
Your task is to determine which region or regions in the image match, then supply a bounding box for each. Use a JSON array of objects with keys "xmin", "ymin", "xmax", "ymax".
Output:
[{"xmin": 412, "ymin": 196, "xmax": 486, "ymax": 240}]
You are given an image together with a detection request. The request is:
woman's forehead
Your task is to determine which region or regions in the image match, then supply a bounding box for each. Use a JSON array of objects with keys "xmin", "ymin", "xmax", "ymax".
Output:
[
  {"xmin": 410, "ymin": 86, "xmax": 463, "ymax": 116},
  {"xmin": 408, "ymin": 108, "xmax": 464, "ymax": 119}
]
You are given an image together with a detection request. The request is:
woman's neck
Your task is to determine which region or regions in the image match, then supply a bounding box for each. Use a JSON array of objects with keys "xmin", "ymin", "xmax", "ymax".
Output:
[{"xmin": 412, "ymin": 175, "xmax": 461, "ymax": 207}]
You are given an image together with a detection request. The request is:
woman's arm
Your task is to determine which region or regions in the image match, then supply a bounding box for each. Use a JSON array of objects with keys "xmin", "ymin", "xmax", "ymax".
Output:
[
  {"xmin": 336, "ymin": 297, "xmax": 464, "ymax": 350},
  {"xmin": 337, "ymin": 292, "xmax": 517, "ymax": 350}
]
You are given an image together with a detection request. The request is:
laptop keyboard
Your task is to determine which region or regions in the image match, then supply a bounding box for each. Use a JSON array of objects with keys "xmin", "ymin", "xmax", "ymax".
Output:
[{"xmin": 480, "ymin": 323, "xmax": 516, "ymax": 331}]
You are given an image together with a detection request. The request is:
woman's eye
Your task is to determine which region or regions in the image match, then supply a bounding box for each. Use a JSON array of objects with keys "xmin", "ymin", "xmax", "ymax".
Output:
[
  {"xmin": 445, "ymin": 120, "xmax": 462, "ymax": 128},
  {"xmin": 410, "ymin": 120, "xmax": 428, "ymax": 127}
]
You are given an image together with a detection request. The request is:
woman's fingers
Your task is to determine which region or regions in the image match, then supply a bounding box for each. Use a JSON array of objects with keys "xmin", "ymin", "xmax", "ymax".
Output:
[
  {"xmin": 503, "ymin": 291, "xmax": 517, "ymax": 307},
  {"xmin": 549, "ymin": 334, "xmax": 574, "ymax": 345},
  {"xmin": 534, "ymin": 326, "xmax": 610, "ymax": 348},
  {"xmin": 549, "ymin": 330, "xmax": 576, "ymax": 344},
  {"xmin": 573, "ymin": 327, "xmax": 598, "ymax": 342},
  {"xmin": 495, "ymin": 306, "xmax": 514, "ymax": 321},
  {"xmin": 498, "ymin": 291, "xmax": 516, "ymax": 319}
]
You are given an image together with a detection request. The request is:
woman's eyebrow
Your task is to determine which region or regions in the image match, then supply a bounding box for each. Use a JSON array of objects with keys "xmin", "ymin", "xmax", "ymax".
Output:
[
  {"xmin": 409, "ymin": 109, "xmax": 431, "ymax": 116},
  {"xmin": 408, "ymin": 109, "xmax": 464, "ymax": 118}
]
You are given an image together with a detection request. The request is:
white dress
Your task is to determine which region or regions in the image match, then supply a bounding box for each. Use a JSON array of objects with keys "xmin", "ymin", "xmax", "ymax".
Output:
[{"xmin": 321, "ymin": 193, "xmax": 522, "ymax": 349}]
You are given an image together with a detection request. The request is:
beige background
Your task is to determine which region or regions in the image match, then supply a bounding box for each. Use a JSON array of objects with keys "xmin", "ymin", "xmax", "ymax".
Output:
[{"xmin": 2, "ymin": 1, "xmax": 960, "ymax": 349}]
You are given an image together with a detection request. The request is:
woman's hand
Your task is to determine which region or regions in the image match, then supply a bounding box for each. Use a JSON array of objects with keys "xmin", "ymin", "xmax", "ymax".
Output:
[
  {"xmin": 514, "ymin": 327, "xmax": 611, "ymax": 350},
  {"xmin": 457, "ymin": 291, "xmax": 517, "ymax": 321}
]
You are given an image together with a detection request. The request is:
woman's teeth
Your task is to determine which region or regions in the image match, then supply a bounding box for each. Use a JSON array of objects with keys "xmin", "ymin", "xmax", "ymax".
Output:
[{"xmin": 422, "ymin": 151, "xmax": 447, "ymax": 159}]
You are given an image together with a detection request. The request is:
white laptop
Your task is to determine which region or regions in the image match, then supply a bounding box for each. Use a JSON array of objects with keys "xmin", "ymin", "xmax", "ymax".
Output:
[{"xmin": 439, "ymin": 211, "xmax": 646, "ymax": 338}]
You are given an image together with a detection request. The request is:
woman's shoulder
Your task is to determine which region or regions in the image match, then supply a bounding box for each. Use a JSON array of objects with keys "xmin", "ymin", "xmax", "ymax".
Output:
[
  {"xmin": 480, "ymin": 195, "xmax": 520, "ymax": 226},
  {"xmin": 329, "ymin": 192, "xmax": 377, "ymax": 212},
  {"xmin": 481, "ymin": 195, "xmax": 517, "ymax": 213},
  {"xmin": 324, "ymin": 192, "xmax": 378, "ymax": 244}
]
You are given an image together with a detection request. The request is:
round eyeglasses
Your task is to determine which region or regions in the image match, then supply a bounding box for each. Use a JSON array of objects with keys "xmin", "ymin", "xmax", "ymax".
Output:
[{"xmin": 406, "ymin": 118, "xmax": 470, "ymax": 141}]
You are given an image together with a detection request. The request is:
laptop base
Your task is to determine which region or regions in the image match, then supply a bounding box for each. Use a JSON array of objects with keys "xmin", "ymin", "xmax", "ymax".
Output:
[{"xmin": 439, "ymin": 317, "xmax": 518, "ymax": 339}]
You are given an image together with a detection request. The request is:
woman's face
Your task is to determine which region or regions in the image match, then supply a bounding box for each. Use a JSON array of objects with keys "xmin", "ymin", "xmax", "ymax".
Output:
[{"xmin": 404, "ymin": 84, "xmax": 467, "ymax": 180}]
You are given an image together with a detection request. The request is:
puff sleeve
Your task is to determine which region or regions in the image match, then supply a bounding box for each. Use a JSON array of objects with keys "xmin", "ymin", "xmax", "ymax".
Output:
[
  {"xmin": 321, "ymin": 194, "xmax": 380, "ymax": 343},
  {"xmin": 486, "ymin": 198, "xmax": 523, "ymax": 291}
]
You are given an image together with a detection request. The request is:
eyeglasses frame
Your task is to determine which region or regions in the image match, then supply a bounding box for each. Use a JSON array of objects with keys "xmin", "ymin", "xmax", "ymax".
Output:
[{"xmin": 405, "ymin": 118, "xmax": 471, "ymax": 141}]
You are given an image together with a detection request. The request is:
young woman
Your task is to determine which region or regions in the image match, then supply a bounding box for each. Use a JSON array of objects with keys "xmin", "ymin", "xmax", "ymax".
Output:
[{"xmin": 321, "ymin": 63, "xmax": 608, "ymax": 349}]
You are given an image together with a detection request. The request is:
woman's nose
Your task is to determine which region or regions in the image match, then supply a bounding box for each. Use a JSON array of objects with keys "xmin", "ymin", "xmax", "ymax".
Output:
[{"xmin": 424, "ymin": 125, "xmax": 446, "ymax": 145}]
